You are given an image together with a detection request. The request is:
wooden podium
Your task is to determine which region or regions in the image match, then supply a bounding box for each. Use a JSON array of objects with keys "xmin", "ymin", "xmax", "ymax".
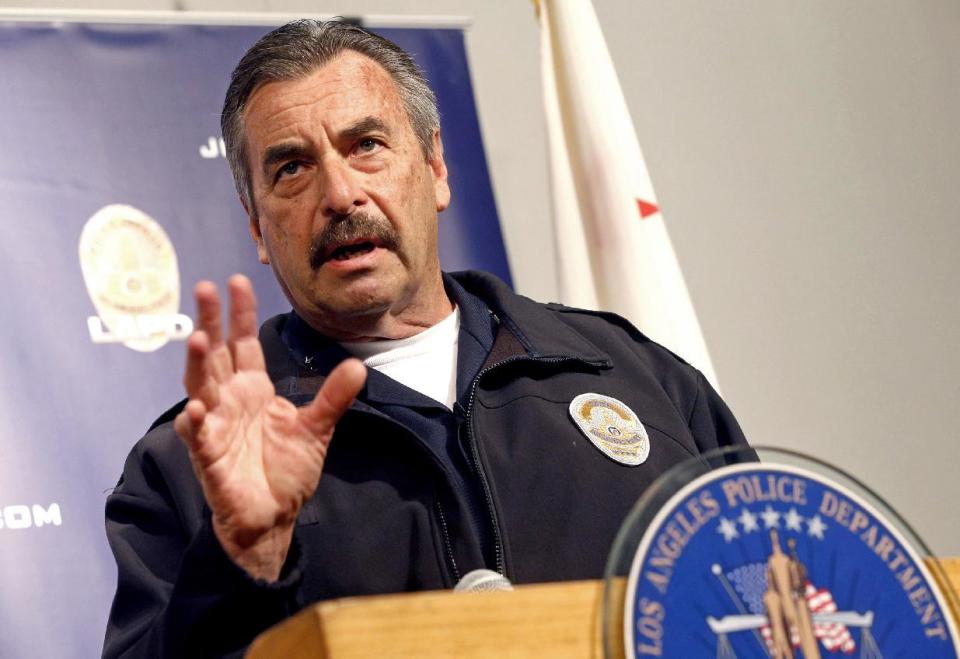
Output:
[{"xmin": 247, "ymin": 559, "xmax": 960, "ymax": 658}]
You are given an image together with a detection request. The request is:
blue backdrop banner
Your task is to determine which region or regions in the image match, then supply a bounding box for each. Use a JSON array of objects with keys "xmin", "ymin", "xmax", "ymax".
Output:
[{"xmin": 0, "ymin": 16, "xmax": 509, "ymax": 658}]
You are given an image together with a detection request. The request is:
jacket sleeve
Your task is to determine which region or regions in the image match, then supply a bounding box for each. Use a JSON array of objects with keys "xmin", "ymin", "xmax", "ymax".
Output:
[
  {"xmin": 687, "ymin": 371, "xmax": 750, "ymax": 454},
  {"xmin": 103, "ymin": 430, "xmax": 306, "ymax": 659}
]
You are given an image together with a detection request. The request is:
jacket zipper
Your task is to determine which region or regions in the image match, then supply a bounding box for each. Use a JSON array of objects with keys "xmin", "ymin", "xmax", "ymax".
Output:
[
  {"xmin": 331, "ymin": 403, "xmax": 467, "ymax": 585},
  {"xmin": 305, "ymin": 349, "xmax": 602, "ymax": 584},
  {"xmin": 434, "ymin": 501, "xmax": 461, "ymax": 583},
  {"xmin": 463, "ymin": 354, "xmax": 589, "ymax": 577}
]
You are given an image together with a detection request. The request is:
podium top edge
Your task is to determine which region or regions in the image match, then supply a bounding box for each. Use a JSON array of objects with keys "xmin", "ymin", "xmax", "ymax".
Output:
[{"xmin": 0, "ymin": 9, "xmax": 473, "ymax": 30}]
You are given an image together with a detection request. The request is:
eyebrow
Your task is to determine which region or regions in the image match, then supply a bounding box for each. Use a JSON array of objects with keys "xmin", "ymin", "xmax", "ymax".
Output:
[
  {"xmin": 339, "ymin": 116, "xmax": 391, "ymax": 143},
  {"xmin": 261, "ymin": 141, "xmax": 309, "ymax": 178},
  {"xmin": 258, "ymin": 117, "xmax": 392, "ymax": 177}
]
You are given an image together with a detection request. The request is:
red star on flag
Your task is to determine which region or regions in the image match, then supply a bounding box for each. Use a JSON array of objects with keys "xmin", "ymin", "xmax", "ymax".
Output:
[{"xmin": 636, "ymin": 198, "xmax": 659, "ymax": 219}]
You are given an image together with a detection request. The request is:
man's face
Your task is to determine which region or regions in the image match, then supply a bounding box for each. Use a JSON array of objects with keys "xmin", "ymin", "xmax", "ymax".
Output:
[{"xmin": 242, "ymin": 51, "xmax": 450, "ymax": 337}]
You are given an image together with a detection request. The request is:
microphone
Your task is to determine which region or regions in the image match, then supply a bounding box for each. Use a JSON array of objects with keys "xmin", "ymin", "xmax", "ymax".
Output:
[{"xmin": 453, "ymin": 569, "xmax": 514, "ymax": 593}]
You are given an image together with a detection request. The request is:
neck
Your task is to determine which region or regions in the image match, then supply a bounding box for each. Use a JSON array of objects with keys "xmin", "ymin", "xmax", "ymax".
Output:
[{"xmin": 304, "ymin": 275, "xmax": 454, "ymax": 342}]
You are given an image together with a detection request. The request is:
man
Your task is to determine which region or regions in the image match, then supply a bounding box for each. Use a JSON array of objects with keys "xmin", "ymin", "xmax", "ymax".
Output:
[{"xmin": 104, "ymin": 19, "xmax": 746, "ymax": 658}]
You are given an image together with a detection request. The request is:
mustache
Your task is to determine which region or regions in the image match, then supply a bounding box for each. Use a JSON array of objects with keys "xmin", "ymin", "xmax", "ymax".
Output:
[{"xmin": 309, "ymin": 212, "xmax": 401, "ymax": 270}]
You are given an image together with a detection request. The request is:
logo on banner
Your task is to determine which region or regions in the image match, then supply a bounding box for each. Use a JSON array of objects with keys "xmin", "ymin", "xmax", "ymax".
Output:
[
  {"xmin": 79, "ymin": 204, "xmax": 192, "ymax": 352},
  {"xmin": 624, "ymin": 464, "xmax": 960, "ymax": 658},
  {"xmin": 0, "ymin": 503, "xmax": 62, "ymax": 530}
]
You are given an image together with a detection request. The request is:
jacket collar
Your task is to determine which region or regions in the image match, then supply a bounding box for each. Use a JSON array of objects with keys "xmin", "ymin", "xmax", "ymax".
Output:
[
  {"xmin": 446, "ymin": 271, "xmax": 611, "ymax": 367},
  {"xmin": 257, "ymin": 270, "xmax": 613, "ymax": 397}
]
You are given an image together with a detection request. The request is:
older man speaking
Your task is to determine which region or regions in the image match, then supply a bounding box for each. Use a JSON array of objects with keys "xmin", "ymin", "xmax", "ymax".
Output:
[{"xmin": 104, "ymin": 19, "xmax": 746, "ymax": 658}]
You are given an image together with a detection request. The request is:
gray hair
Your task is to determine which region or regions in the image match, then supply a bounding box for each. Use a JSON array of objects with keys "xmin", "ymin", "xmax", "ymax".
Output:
[{"xmin": 221, "ymin": 19, "xmax": 441, "ymax": 215}]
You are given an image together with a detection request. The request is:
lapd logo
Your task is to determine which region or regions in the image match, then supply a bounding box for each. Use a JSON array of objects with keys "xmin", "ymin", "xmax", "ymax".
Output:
[
  {"xmin": 624, "ymin": 464, "xmax": 959, "ymax": 658},
  {"xmin": 78, "ymin": 204, "xmax": 192, "ymax": 352},
  {"xmin": 569, "ymin": 393, "xmax": 649, "ymax": 466}
]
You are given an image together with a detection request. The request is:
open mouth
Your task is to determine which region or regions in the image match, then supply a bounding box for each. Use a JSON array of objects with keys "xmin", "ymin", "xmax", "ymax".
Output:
[
  {"xmin": 326, "ymin": 239, "xmax": 379, "ymax": 262},
  {"xmin": 309, "ymin": 214, "xmax": 401, "ymax": 270}
]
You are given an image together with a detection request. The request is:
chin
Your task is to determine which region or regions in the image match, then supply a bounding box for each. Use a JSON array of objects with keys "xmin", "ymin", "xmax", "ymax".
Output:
[{"xmin": 316, "ymin": 281, "xmax": 400, "ymax": 319}]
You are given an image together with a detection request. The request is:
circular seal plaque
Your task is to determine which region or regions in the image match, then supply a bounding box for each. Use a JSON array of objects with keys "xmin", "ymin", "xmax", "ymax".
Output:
[
  {"xmin": 78, "ymin": 204, "xmax": 183, "ymax": 352},
  {"xmin": 620, "ymin": 457, "xmax": 959, "ymax": 658}
]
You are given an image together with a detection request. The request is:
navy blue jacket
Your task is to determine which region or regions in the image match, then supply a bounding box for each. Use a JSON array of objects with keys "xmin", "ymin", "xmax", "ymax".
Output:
[{"xmin": 103, "ymin": 271, "xmax": 747, "ymax": 658}]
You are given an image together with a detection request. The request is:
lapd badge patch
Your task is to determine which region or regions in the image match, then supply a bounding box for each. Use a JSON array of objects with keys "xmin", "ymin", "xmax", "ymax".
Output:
[
  {"xmin": 78, "ymin": 204, "xmax": 191, "ymax": 352},
  {"xmin": 569, "ymin": 393, "xmax": 649, "ymax": 466},
  {"xmin": 624, "ymin": 463, "xmax": 960, "ymax": 658}
]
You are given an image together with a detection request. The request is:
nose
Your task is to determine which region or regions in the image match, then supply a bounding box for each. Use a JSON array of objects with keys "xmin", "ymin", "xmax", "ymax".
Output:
[{"xmin": 318, "ymin": 156, "xmax": 367, "ymax": 217}]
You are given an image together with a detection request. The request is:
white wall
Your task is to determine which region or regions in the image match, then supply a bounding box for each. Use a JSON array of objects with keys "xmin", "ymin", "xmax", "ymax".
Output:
[{"xmin": 4, "ymin": 0, "xmax": 957, "ymax": 554}]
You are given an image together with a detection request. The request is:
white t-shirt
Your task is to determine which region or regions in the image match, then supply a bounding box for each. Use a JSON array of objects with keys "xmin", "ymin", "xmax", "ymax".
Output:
[{"xmin": 339, "ymin": 306, "xmax": 460, "ymax": 409}]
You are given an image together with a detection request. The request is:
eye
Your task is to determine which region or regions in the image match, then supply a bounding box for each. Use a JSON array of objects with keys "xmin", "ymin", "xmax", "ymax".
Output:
[
  {"xmin": 354, "ymin": 138, "xmax": 383, "ymax": 156},
  {"xmin": 276, "ymin": 161, "xmax": 302, "ymax": 180}
]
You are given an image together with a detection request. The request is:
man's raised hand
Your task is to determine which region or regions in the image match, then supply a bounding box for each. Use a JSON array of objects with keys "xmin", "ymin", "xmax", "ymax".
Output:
[{"xmin": 173, "ymin": 275, "xmax": 366, "ymax": 581}]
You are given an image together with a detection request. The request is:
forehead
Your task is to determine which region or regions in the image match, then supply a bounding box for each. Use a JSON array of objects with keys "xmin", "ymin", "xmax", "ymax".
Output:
[{"xmin": 242, "ymin": 51, "xmax": 406, "ymax": 146}]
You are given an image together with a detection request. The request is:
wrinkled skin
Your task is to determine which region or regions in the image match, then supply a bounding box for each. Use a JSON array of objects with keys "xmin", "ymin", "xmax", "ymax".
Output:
[
  {"xmin": 174, "ymin": 52, "xmax": 453, "ymax": 580},
  {"xmin": 244, "ymin": 50, "xmax": 452, "ymax": 341}
]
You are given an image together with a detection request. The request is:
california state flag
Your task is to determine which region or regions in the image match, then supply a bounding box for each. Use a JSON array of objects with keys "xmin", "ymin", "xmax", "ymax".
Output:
[{"xmin": 538, "ymin": 0, "xmax": 719, "ymax": 388}]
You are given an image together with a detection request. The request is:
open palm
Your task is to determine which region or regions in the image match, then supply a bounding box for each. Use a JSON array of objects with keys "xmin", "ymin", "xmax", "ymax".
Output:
[{"xmin": 174, "ymin": 275, "xmax": 365, "ymax": 579}]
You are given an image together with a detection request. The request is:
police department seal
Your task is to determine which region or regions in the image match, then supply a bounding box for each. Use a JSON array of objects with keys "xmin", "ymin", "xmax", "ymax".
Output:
[
  {"xmin": 78, "ymin": 204, "xmax": 189, "ymax": 352},
  {"xmin": 624, "ymin": 463, "xmax": 959, "ymax": 658}
]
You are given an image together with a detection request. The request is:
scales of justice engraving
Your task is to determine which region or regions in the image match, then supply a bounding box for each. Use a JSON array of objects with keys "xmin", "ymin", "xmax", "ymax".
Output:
[{"xmin": 707, "ymin": 530, "xmax": 880, "ymax": 659}]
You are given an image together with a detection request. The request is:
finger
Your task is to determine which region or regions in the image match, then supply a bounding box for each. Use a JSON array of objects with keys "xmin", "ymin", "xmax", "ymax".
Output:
[
  {"xmin": 302, "ymin": 358, "xmax": 367, "ymax": 439},
  {"xmin": 207, "ymin": 343, "xmax": 235, "ymax": 384},
  {"xmin": 194, "ymin": 281, "xmax": 223, "ymax": 346},
  {"xmin": 173, "ymin": 399, "xmax": 207, "ymax": 453},
  {"xmin": 182, "ymin": 331, "xmax": 221, "ymax": 409},
  {"xmin": 195, "ymin": 281, "xmax": 234, "ymax": 382},
  {"xmin": 227, "ymin": 274, "xmax": 266, "ymax": 372},
  {"xmin": 183, "ymin": 330, "xmax": 209, "ymax": 398},
  {"xmin": 174, "ymin": 399, "xmax": 229, "ymax": 471},
  {"xmin": 227, "ymin": 274, "xmax": 258, "ymax": 341}
]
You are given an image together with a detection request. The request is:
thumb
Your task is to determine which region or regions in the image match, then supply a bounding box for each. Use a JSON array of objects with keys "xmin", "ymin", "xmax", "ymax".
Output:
[{"xmin": 301, "ymin": 358, "xmax": 367, "ymax": 438}]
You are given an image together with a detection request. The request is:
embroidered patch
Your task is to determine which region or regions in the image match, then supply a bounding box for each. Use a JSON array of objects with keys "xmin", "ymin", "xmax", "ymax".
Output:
[{"xmin": 569, "ymin": 393, "xmax": 649, "ymax": 466}]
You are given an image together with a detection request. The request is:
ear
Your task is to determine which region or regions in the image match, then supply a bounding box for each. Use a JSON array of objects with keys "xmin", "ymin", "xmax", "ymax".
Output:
[
  {"xmin": 244, "ymin": 200, "xmax": 270, "ymax": 265},
  {"xmin": 429, "ymin": 130, "xmax": 450, "ymax": 212}
]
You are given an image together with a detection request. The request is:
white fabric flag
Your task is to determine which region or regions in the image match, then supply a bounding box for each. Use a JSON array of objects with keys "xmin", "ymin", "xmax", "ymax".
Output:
[{"xmin": 538, "ymin": 0, "xmax": 719, "ymax": 388}]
